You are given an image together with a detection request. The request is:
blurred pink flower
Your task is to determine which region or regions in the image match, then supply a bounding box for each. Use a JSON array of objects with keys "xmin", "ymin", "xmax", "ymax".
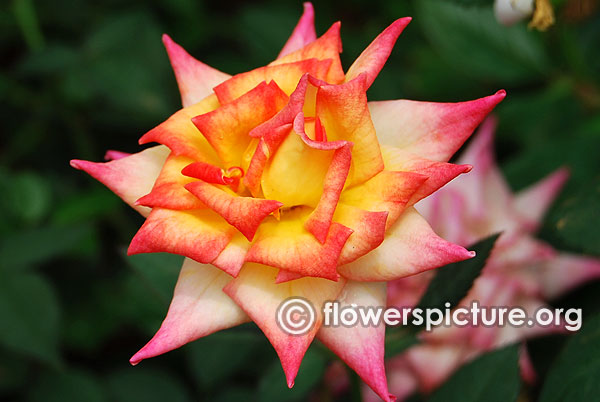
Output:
[{"xmin": 364, "ymin": 117, "xmax": 600, "ymax": 401}]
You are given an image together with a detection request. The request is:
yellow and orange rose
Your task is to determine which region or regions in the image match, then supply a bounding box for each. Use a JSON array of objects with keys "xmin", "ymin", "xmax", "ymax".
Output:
[{"xmin": 71, "ymin": 4, "xmax": 505, "ymax": 400}]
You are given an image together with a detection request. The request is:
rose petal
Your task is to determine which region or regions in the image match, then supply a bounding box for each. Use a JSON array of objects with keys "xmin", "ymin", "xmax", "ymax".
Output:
[
  {"xmin": 192, "ymin": 81, "xmax": 289, "ymax": 168},
  {"xmin": 128, "ymin": 208, "xmax": 237, "ymax": 275},
  {"xmin": 273, "ymin": 22, "xmax": 344, "ymax": 83},
  {"xmin": 223, "ymin": 263, "xmax": 346, "ymax": 387},
  {"xmin": 70, "ymin": 145, "xmax": 169, "ymax": 217},
  {"xmin": 136, "ymin": 153, "xmax": 205, "ymax": 210},
  {"xmin": 338, "ymin": 207, "xmax": 475, "ymax": 281},
  {"xmin": 278, "ymin": 3, "xmax": 317, "ymax": 58},
  {"xmin": 185, "ymin": 180, "xmax": 282, "ymax": 241},
  {"xmin": 368, "ymin": 90, "xmax": 505, "ymax": 162},
  {"xmin": 130, "ymin": 258, "xmax": 248, "ymax": 365},
  {"xmin": 339, "ymin": 169, "xmax": 427, "ymax": 228},
  {"xmin": 345, "ymin": 17, "xmax": 412, "ymax": 89},
  {"xmin": 245, "ymin": 207, "xmax": 353, "ymax": 280},
  {"xmin": 214, "ymin": 59, "xmax": 331, "ymax": 104},
  {"xmin": 381, "ymin": 145, "xmax": 472, "ymax": 206},
  {"xmin": 514, "ymin": 167, "xmax": 569, "ymax": 231},
  {"xmin": 162, "ymin": 34, "xmax": 231, "ymax": 107},
  {"xmin": 317, "ymin": 281, "xmax": 394, "ymax": 402},
  {"xmin": 139, "ymin": 94, "xmax": 221, "ymax": 161},
  {"xmin": 316, "ymin": 74, "xmax": 384, "ymax": 186}
]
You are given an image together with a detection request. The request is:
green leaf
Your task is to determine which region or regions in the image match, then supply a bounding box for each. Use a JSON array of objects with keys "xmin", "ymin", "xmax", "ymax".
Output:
[
  {"xmin": 0, "ymin": 224, "xmax": 93, "ymax": 269},
  {"xmin": 258, "ymin": 347, "xmax": 326, "ymax": 402},
  {"xmin": 428, "ymin": 344, "xmax": 520, "ymax": 402},
  {"xmin": 416, "ymin": 0, "xmax": 549, "ymax": 85},
  {"xmin": 545, "ymin": 178, "xmax": 600, "ymax": 257},
  {"xmin": 105, "ymin": 368, "xmax": 192, "ymax": 402},
  {"xmin": 416, "ymin": 233, "xmax": 500, "ymax": 311},
  {"xmin": 26, "ymin": 369, "xmax": 108, "ymax": 402},
  {"xmin": 186, "ymin": 329, "xmax": 268, "ymax": 388},
  {"xmin": 0, "ymin": 272, "xmax": 60, "ymax": 366},
  {"xmin": 539, "ymin": 313, "xmax": 600, "ymax": 402}
]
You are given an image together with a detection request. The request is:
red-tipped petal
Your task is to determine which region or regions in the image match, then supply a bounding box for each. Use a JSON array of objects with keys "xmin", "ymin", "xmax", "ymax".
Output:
[
  {"xmin": 223, "ymin": 263, "xmax": 346, "ymax": 387},
  {"xmin": 278, "ymin": 3, "xmax": 317, "ymax": 58},
  {"xmin": 382, "ymin": 145, "xmax": 473, "ymax": 206},
  {"xmin": 128, "ymin": 208, "xmax": 236, "ymax": 275},
  {"xmin": 317, "ymin": 281, "xmax": 395, "ymax": 402},
  {"xmin": 338, "ymin": 207, "xmax": 475, "ymax": 281},
  {"xmin": 185, "ymin": 180, "xmax": 282, "ymax": 241},
  {"xmin": 70, "ymin": 145, "xmax": 169, "ymax": 217},
  {"xmin": 368, "ymin": 90, "xmax": 506, "ymax": 162},
  {"xmin": 162, "ymin": 34, "xmax": 231, "ymax": 107},
  {"xmin": 345, "ymin": 17, "xmax": 412, "ymax": 89},
  {"xmin": 130, "ymin": 258, "xmax": 249, "ymax": 365}
]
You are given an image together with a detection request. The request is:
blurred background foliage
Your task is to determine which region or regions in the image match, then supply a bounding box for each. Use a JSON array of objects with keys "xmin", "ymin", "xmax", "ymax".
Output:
[{"xmin": 1, "ymin": 0, "xmax": 599, "ymax": 401}]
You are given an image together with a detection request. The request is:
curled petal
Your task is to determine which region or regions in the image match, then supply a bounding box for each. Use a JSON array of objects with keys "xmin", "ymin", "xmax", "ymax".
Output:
[
  {"xmin": 139, "ymin": 94, "xmax": 221, "ymax": 161},
  {"xmin": 316, "ymin": 74, "xmax": 385, "ymax": 186},
  {"xmin": 291, "ymin": 113, "xmax": 353, "ymax": 243},
  {"xmin": 245, "ymin": 207, "xmax": 353, "ymax": 280},
  {"xmin": 334, "ymin": 204, "xmax": 389, "ymax": 265},
  {"xmin": 128, "ymin": 208, "xmax": 237, "ymax": 275},
  {"xmin": 136, "ymin": 154, "xmax": 205, "ymax": 210},
  {"xmin": 185, "ymin": 180, "xmax": 282, "ymax": 241},
  {"xmin": 317, "ymin": 282, "xmax": 394, "ymax": 402},
  {"xmin": 345, "ymin": 17, "xmax": 412, "ymax": 89},
  {"xmin": 261, "ymin": 127, "xmax": 337, "ymax": 208},
  {"xmin": 162, "ymin": 34, "xmax": 231, "ymax": 107},
  {"xmin": 338, "ymin": 207, "xmax": 475, "ymax": 281},
  {"xmin": 211, "ymin": 232, "xmax": 251, "ymax": 277},
  {"xmin": 275, "ymin": 270, "xmax": 305, "ymax": 284},
  {"xmin": 368, "ymin": 90, "xmax": 506, "ymax": 162},
  {"xmin": 130, "ymin": 258, "xmax": 248, "ymax": 365},
  {"xmin": 382, "ymin": 145, "xmax": 472, "ymax": 206},
  {"xmin": 339, "ymin": 169, "xmax": 427, "ymax": 228},
  {"xmin": 278, "ymin": 3, "xmax": 317, "ymax": 58},
  {"xmin": 223, "ymin": 263, "xmax": 346, "ymax": 387},
  {"xmin": 192, "ymin": 81, "xmax": 288, "ymax": 168},
  {"xmin": 70, "ymin": 145, "xmax": 169, "ymax": 217},
  {"xmin": 182, "ymin": 161, "xmax": 237, "ymax": 185}
]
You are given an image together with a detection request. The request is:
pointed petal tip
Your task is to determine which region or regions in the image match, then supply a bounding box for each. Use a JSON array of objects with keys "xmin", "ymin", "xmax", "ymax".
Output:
[
  {"xmin": 287, "ymin": 377, "xmax": 295, "ymax": 388},
  {"xmin": 70, "ymin": 159, "xmax": 83, "ymax": 169}
]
